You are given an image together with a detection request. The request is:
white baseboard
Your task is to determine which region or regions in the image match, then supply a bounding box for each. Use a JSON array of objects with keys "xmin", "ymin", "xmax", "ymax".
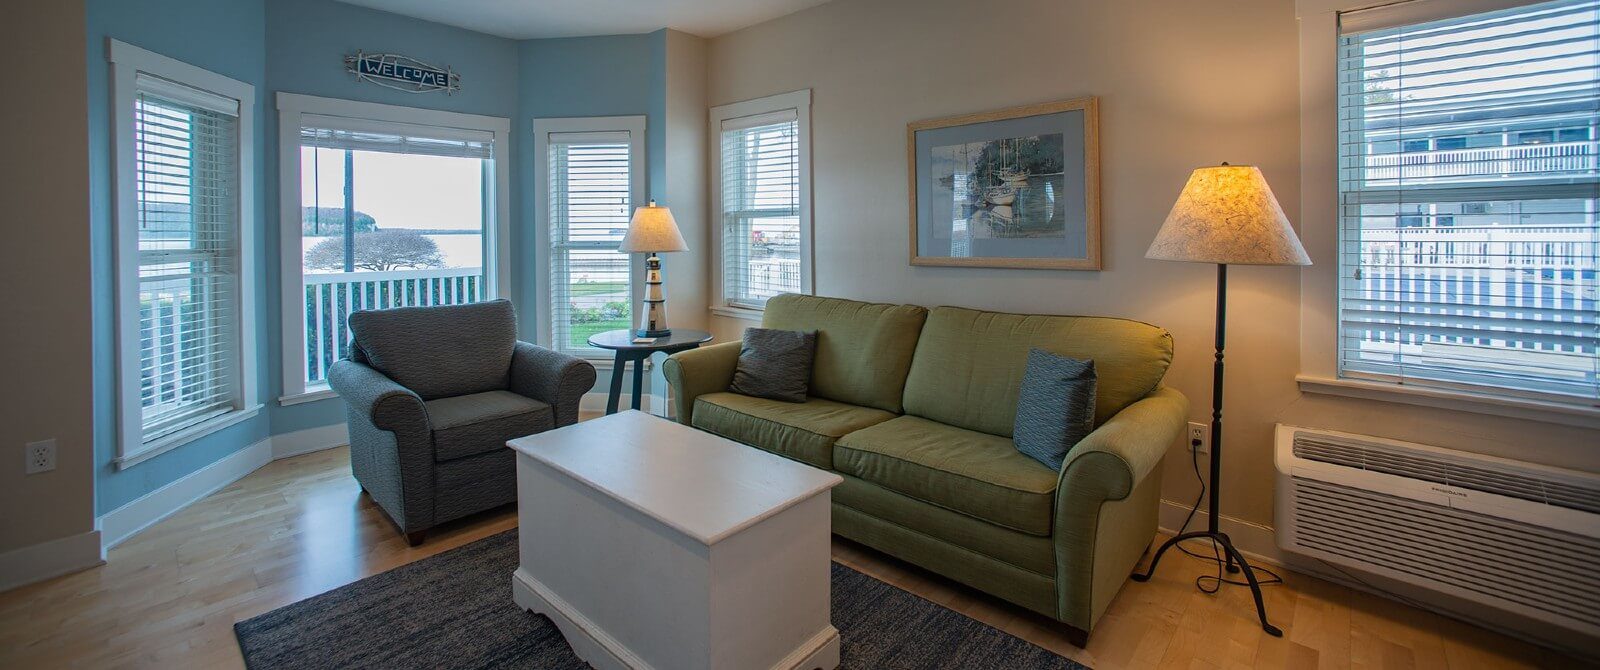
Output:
[
  {"xmin": 1156, "ymin": 498, "xmax": 1288, "ymax": 568},
  {"xmin": 97, "ymin": 423, "xmax": 349, "ymax": 552},
  {"xmin": 271, "ymin": 423, "xmax": 348, "ymax": 459},
  {"xmin": 0, "ymin": 530, "xmax": 103, "ymax": 592},
  {"xmin": 580, "ymin": 391, "xmax": 666, "ymax": 416},
  {"xmin": 98, "ymin": 438, "xmax": 274, "ymax": 551}
]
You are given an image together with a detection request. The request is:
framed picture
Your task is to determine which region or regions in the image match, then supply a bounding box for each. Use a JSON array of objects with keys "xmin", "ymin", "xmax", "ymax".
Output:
[{"xmin": 907, "ymin": 97, "xmax": 1100, "ymax": 270}]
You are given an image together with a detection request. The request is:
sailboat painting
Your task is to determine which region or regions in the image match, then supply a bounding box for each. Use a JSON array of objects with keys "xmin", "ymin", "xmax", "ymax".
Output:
[
  {"xmin": 910, "ymin": 97, "xmax": 1100, "ymax": 270},
  {"xmin": 931, "ymin": 134, "xmax": 1066, "ymax": 241}
]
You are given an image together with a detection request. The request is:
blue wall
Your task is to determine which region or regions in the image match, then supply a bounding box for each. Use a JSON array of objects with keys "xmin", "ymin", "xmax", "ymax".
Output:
[
  {"xmin": 516, "ymin": 33, "xmax": 658, "ymax": 339},
  {"xmin": 86, "ymin": 0, "xmax": 672, "ymax": 515},
  {"xmin": 86, "ymin": 0, "xmax": 272, "ymax": 514}
]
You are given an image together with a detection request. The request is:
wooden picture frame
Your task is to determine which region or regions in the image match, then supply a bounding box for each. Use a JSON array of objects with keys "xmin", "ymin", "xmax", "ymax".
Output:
[{"xmin": 907, "ymin": 97, "xmax": 1100, "ymax": 270}]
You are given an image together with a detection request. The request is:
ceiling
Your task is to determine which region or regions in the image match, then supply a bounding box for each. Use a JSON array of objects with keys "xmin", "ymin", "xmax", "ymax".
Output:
[{"xmin": 334, "ymin": 0, "xmax": 837, "ymax": 39}]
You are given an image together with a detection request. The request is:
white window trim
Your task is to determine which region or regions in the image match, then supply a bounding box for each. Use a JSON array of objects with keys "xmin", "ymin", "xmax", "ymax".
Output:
[
  {"xmin": 708, "ymin": 89, "xmax": 814, "ymax": 315},
  {"xmin": 108, "ymin": 39, "xmax": 261, "ymax": 469},
  {"xmin": 1295, "ymin": 0, "xmax": 1600, "ymax": 428},
  {"xmin": 275, "ymin": 93, "xmax": 513, "ymax": 403},
  {"xmin": 531, "ymin": 115, "xmax": 647, "ymax": 360}
]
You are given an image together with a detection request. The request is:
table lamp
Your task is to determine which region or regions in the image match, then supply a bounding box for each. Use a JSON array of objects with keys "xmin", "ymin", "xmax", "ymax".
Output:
[
  {"xmin": 1133, "ymin": 163, "xmax": 1310, "ymax": 638},
  {"xmin": 619, "ymin": 200, "xmax": 689, "ymax": 337}
]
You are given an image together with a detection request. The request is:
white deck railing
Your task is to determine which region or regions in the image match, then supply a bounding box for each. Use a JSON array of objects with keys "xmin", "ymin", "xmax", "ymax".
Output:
[
  {"xmin": 1362, "ymin": 140, "xmax": 1596, "ymax": 184},
  {"xmin": 303, "ymin": 267, "xmax": 484, "ymax": 384}
]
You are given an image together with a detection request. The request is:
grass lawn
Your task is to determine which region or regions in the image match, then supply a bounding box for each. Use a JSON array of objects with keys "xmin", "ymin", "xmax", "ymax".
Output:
[
  {"xmin": 569, "ymin": 317, "xmax": 632, "ymax": 349},
  {"xmin": 569, "ymin": 282, "xmax": 628, "ymax": 297}
]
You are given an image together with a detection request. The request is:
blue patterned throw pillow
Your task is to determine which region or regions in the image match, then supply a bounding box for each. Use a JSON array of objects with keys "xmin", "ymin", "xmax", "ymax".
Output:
[
  {"xmin": 729, "ymin": 328, "xmax": 817, "ymax": 403},
  {"xmin": 1013, "ymin": 349, "xmax": 1097, "ymax": 470}
]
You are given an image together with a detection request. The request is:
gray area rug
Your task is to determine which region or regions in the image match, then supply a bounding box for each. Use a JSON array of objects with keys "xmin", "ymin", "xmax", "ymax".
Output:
[{"xmin": 235, "ymin": 530, "xmax": 1088, "ymax": 669}]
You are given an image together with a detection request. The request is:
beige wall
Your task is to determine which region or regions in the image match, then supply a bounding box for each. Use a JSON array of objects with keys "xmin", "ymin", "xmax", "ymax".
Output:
[
  {"xmin": 0, "ymin": 1, "xmax": 97, "ymax": 553},
  {"xmin": 705, "ymin": 0, "xmax": 1599, "ymax": 529}
]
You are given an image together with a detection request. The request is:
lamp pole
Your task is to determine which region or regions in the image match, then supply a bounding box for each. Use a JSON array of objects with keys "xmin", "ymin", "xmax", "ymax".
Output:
[{"xmin": 1132, "ymin": 262, "xmax": 1281, "ymax": 638}]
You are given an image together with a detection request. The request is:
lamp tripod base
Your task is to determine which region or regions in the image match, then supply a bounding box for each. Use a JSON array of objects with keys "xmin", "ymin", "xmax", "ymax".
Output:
[{"xmin": 1132, "ymin": 530, "xmax": 1282, "ymax": 637}]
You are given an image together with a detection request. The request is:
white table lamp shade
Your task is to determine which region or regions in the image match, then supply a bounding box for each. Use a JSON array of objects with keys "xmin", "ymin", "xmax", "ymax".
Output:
[
  {"xmin": 619, "ymin": 200, "xmax": 688, "ymax": 253},
  {"xmin": 1146, "ymin": 165, "xmax": 1310, "ymax": 266}
]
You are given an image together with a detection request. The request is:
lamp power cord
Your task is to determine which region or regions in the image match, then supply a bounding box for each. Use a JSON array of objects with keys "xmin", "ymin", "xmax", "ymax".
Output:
[{"xmin": 1172, "ymin": 435, "xmax": 1284, "ymax": 594}]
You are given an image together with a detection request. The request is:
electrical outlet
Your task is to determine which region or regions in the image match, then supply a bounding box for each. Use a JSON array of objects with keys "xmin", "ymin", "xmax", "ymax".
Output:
[
  {"xmin": 1187, "ymin": 422, "xmax": 1210, "ymax": 455},
  {"xmin": 25, "ymin": 439, "xmax": 56, "ymax": 474}
]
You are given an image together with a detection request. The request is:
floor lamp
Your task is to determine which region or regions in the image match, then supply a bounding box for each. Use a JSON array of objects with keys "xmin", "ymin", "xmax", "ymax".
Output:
[{"xmin": 1133, "ymin": 163, "xmax": 1310, "ymax": 637}]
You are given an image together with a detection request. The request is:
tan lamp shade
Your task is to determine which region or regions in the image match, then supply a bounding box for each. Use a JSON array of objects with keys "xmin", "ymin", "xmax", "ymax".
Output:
[
  {"xmin": 618, "ymin": 200, "xmax": 689, "ymax": 253},
  {"xmin": 1146, "ymin": 165, "xmax": 1310, "ymax": 266}
]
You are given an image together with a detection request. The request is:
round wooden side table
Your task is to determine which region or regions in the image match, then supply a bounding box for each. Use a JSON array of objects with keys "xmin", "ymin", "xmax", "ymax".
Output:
[{"xmin": 586, "ymin": 329, "xmax": 714, "ymax": 414}]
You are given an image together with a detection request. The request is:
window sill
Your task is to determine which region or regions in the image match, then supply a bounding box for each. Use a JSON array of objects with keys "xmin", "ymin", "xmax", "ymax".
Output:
[
  {"xmin": 1295, "ymin": 375, "xmax": 1600, "ymax": 429},
  {"xmin": 710, "ymin": 305, "xmax": 763, "ymax": 321},
  {"xmin": 115, "ymin": 404, "xmax": 264, "ymax": 470},
  {"xmin": 279, "ymin": 386, "xmax": 339, "ymax": 406}
]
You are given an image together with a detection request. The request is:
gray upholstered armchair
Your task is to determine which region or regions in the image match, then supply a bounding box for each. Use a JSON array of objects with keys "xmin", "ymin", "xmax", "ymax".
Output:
[{"xmin": 328, "ymin": 299, "xmax": 595, "ymax": 545}]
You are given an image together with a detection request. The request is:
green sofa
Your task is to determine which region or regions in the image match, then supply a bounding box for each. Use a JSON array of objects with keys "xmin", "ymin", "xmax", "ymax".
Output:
[{"xmin": 662, "ymin": 294, "xmax": 1187, "ymax": 645}]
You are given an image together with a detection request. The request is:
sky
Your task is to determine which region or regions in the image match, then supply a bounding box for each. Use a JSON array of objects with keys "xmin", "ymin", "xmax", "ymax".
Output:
[{"xmin": 301, "ymin": 147, "xmax": 484, "ymax": 232}]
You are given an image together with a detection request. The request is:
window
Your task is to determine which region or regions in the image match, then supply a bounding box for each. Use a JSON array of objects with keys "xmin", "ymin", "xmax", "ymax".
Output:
[
  {"xmin": 711, "ymin": 90, "xmax": 813, "ymax": 313},
  {"xmin": 110, "ymin": 41, "xmax": 259, "ymax": 466},
  {"xmin": 533, "ymin": 117, "xmax": 645, "ymax": 357},
  {"xmin": 277, "ymin": 94, "xmax": 511, "ymax": 402},
  {"xmin": 1337, "ymin": 0, "xmax": 1600, "ymax": 405}
]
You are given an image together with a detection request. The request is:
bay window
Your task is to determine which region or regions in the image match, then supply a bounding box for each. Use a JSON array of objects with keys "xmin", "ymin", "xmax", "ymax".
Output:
[
  {"xmin": 532, "ymin": 116, "xmax": 645, "ymax": 358},
  {"xmin": 110, "ymin": 41, "xmax": 259, "ymax": 466},
  {"xmin": 277, "ymin": 94, "xmax": 510, "ymax": 402}
]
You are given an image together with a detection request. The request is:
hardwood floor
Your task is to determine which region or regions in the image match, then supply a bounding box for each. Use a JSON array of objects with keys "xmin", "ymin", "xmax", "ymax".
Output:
[{"xmin": 0, "ymin": 444, "xmax": 1579, "ymax": 669}]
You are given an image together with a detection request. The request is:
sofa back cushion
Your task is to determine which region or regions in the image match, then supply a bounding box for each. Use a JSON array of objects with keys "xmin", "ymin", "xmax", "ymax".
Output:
[
  {"xmin": 761, "ymin": 294, "xmax": 928, "ymax": 413},
  {"xmin": 349, "ymin": 299, "xmax": 517, "ymax": 400},
  {"xmin": 902, "ymin": 306, "xmax": 1173, "ymax": 437}
]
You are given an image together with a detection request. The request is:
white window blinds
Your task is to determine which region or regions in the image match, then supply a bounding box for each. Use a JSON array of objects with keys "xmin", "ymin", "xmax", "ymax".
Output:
[
  {"xmin": 134, "ymin": 83, "xmax": 242, "ymax": 441},
  {"xmin": 299, "ymin": 116, "xmax": 494, "ymax": 159},
  {"xmin": 1337, "ymin": 0, "xmax": 1600, "ymax": 404},
  {"xmin": 720, "ymin": 111, "xmax": 801, "ymax": 309},
  {"xmin": 548, "ymin": 132, "xmax": 634, "ymax": 355}
]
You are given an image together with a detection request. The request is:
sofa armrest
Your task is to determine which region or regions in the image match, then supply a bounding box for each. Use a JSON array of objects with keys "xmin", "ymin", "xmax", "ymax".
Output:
[
  {"xmin": 661, "ymin": 340, "xmax": 743, "ymax": 425},
  {"xmin": 1050, "ymin": 385, "xmax": 1188, "ymax": 629},
  {"xmin": 510, "ymin": 341, "xmax": 596, "ymax": 427},
  {"xmin": 328, "ymin": 359, "xmax": 429, "ymax": 433}
]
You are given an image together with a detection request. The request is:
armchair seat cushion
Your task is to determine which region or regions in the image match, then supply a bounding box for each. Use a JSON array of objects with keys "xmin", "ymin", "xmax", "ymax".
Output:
[
  {"xmin": 834, "ymin": 416, "xmax": 1059, "ymax": 536},
  {"xmin": 692, "ymin": 392, "xmax": 895, "ymax": 468},
  {"xmin": 426, "ymin": 390, "xmax": 552, "ymax": 462}
]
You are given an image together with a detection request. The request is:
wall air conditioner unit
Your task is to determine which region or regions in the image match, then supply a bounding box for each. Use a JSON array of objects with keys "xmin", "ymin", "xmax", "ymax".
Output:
[{"xmin": 1274, "ymin": 424, "xmax": 1600, "ymax": 650}]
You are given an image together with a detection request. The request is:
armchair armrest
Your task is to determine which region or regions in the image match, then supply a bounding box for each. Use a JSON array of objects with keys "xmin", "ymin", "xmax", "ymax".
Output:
[
  {"xmin": 328, "ymin": 359, "xmax": 435, "ymax": 533},
  {"xmin": 510, "ymin": 341, "xmax": 596, "ymax": 427},
  {"xmin": 661, "ymin": 340, "xmax": 742, "ymax": 425},
  {"xmin": 328, "ymin": 359, "xmax": 429, "ymax": 433},
  {"xmin": 1050, "ymin": 385, "xmax": 1188, "ymax": 628}
]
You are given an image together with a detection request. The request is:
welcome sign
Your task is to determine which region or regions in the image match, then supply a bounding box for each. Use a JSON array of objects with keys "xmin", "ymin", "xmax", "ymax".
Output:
[{"xmin": 343, "ymin": 51, "xmax": 461, "ymax": 94}]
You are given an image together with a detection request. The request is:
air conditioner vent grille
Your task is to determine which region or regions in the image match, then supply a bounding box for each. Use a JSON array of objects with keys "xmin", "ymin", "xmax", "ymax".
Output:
[
  {"xmin": 1291, "ymin": 477, "xmax": 1600, "ymax": 630},
  {"xmin": 1292, "ymin": 434, "xmax": 1600, "ymax": 515}
]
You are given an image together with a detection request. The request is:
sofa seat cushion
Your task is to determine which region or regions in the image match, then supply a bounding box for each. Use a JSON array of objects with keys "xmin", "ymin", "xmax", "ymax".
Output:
[
  {"xmin": 692, "ymin": 392, "xmax": 895, "ymax": 468},
  {"xmin": 834, "ymin": 416, "xmax": 1059, "ymax": 536},
  {"xmin": 426, "ymin": 390, "xmax": 552, "ymax": 462}
]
